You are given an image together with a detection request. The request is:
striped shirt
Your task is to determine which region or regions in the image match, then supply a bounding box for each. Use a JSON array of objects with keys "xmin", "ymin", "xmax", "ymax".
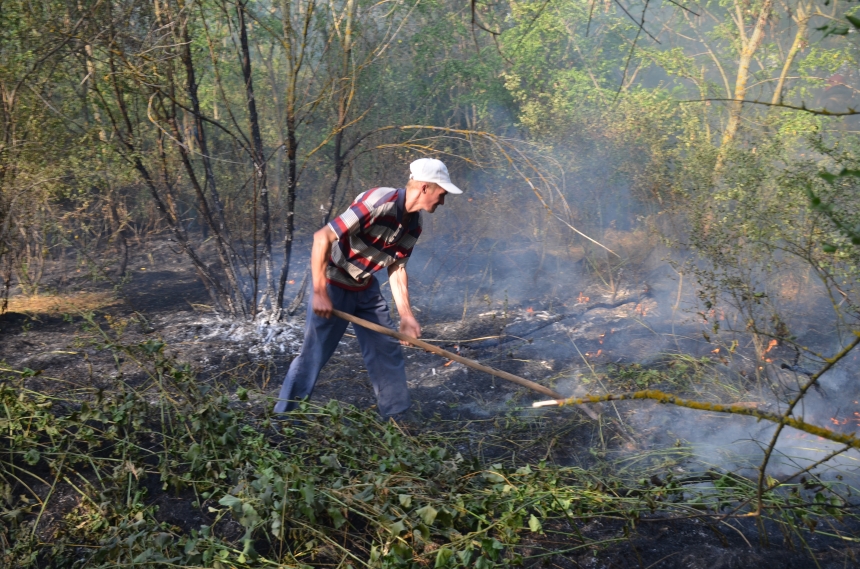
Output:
[{"xmin": 327, "ymin": 187, "xmax": 422, "ymax": 290}]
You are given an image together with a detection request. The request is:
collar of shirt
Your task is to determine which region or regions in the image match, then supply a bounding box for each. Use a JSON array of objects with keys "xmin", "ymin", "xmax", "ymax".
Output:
[{"xmin": 395, "ymin": 187, "xmax": 420, "ymax": 231}]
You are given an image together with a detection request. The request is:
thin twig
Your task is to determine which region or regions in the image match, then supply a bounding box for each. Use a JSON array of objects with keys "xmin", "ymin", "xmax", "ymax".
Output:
[{"xmin": 680, "ymin": 98, "xmax": 860, "ymax": 116}]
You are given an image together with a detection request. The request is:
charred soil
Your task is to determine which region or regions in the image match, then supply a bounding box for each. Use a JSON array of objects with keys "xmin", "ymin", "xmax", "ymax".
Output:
[{"xmin": 2, "ymin": 240, "xmax": 859, "ymax": 568}]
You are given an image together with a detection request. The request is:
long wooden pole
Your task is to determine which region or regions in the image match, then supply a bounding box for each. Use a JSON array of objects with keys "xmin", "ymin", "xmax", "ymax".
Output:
[{"xmin": 332, "ymin": 309, "xmax": 573, "ymax": 403}]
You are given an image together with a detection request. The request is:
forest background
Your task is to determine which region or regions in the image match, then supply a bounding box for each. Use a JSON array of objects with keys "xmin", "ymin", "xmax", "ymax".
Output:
[
  {"xmin": 2, "ymin": 0, "xmax": 858, "ymax": 322},
  {"xmin": 4, "ymin": 0, "xmax": 860, "ymax": 567}
]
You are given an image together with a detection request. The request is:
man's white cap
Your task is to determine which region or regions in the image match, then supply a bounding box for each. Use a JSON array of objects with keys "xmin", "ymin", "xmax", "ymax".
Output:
[{"xmin": 409, "ymin": 158, "xmax": 463, "ymax": 194}]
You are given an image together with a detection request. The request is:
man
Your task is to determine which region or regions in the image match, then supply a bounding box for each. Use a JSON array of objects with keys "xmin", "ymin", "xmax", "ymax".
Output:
[{"xmin": 274, "ymin": 158, "xmax": 462, "ymax": 417}]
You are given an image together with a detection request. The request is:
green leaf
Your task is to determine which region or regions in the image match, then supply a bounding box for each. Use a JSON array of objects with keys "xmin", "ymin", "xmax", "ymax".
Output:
[
  {"xmin": 328, "ymin": 506, "xmax": 346, "ymax": 529},
  {"xmin": 528, "ymin": 514, "xmax": 542, "ymax": 533},
  {"xmin": 184, "ymin": 538, "xmax": 198, "ymax": 555},
  {"xmin": 184, "ymin": 443, "xmax": 202, "ymax": 461},
  {"xmin": 140, "ymin": 339, "xmax": 165, "ymax": 354},
  {"xmin": 390, "ymin": 520, "xmax": 407, "ymax": 535},
  {"xmin": 416, "ymin": 505, "xmax": 438, "ymax": 526},
  {"xmin": 392, "ymin": 541, "xmax": 411, "ymax": 559},
  {"xmin": 241, "ymin": 528, "xmax": 257, "ymax": 560},
  {"xmin": 353, "ymin": 485, "xmax": 374, "ymax": 501},
  {"xmin": 846, "ymin": 15, "xmax": 860, "ymax": 30},
  {"xmin": 132, "ymin": 548, "xmax": 153, "ymax": 563},
  {"xmin": 218, "ymin": 494, "xmax": 243, "ymax": 513},
  {"xmin": 399, "ymin": 494, "xmax": 412, "ymax": 508},
  {"xmin": 435, "ymin": 547, "xmax": 454, "ymax": 568},
  {"xmin": 301, "ymin": 482, "xmax": 315, "ymax": 506},
  {"xmin": 483, "ymin": 471, "xmax": 505, "ymax": 483},
  {"xmin": 23, "ymin": 449, "xmax": 40, "ymax": 466},
  {"xmin": 240, "ymin": 503, "xmax": 260, "ymax": 527},
  {"xmin": 320, "ymin": 454, "xmax": 340, "ymax": 468}
]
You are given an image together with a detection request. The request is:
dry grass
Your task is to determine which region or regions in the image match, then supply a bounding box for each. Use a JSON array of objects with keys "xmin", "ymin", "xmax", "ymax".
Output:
[
  {"xmin": 603, "ymin": 227, "xmax": 656, "ymax": 263},
  {"xmin": 3, "ymin": 292, "xmax": 120, "ymax": 315}
]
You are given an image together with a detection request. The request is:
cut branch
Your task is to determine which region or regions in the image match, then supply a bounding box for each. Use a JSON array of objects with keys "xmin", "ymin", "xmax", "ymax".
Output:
[{"xmin": 533, "ymin": 389, "xmax": 860, "ymax": 449}]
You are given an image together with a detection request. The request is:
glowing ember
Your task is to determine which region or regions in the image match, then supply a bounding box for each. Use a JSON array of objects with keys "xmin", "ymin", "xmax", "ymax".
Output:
[
  {"xmin": 827, "ymin": 410, "xmax": 860, "ymax": 430},
  {"xmin": 526, "ymin": 307, "xmax": 534, "ymax": 313},
  {"xmin": 576, "ymin": 292, "xmax": 590, "ymax": 304},
  {"xmin": 762, "ymin": 339, "xmax": 778, "ymax": 362},
  {"xmin": 702, "ymin": 308, "xmax": 726, "ymax": 323},
  {"xmin": 711, "ymin": 347, "xmax": 720, "ymax": 354},
  {"xmin": 598, "ymin": 333, "xmax": 606, "ymax": 345}
]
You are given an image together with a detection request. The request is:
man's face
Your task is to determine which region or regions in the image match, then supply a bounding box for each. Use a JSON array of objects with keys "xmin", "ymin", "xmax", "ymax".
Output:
[{"xmin": 422, "ymin": 183, "xmax": 447, "ymax": 213}]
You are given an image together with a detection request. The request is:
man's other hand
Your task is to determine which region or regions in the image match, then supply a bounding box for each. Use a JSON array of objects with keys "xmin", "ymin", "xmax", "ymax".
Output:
[
  {"xmin": 399, "ymin": 315, "xmax": 421, "ymax": 346},
  {"xmin": 312, "ymin": 289, "xmax": 334, "ymax": 318}
]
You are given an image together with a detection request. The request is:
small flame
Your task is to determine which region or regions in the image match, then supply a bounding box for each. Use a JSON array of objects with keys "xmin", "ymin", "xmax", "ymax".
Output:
[
  {"xmin": 526, "ymin": 307, "xmax": 534, "ymax": 313},
  {"xmin": 288, "ymin": 279, "xmax": 295, "ymax": 284},
  {"xmin": 576, "ymin": 292, "xmax": 590, "ymax": 304}
]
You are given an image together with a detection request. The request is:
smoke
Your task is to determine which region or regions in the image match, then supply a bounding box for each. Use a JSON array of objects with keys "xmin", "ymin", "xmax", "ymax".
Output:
[{"xmin": 257, "ymin": 120, "xmax": 860, "ymax": 490}]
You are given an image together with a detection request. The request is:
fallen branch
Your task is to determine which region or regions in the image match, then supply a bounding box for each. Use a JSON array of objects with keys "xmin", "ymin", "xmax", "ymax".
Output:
[
  {"xmin": 534, "ymin": 389, "xmax": 860, "ymax": 449},
  {"xmin": 332, "ymin": 309, "xmax": 599, "ymax": 419}
]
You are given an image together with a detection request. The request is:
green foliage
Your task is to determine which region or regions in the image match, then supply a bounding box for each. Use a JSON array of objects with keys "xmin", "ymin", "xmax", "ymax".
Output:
[
  {"xmin": 808, "ymin": 167, "xmax": 860, "ymax": 252},
  {"xmin": 1, "ymin": 330, "xmax": 856, "ymax": 567}
]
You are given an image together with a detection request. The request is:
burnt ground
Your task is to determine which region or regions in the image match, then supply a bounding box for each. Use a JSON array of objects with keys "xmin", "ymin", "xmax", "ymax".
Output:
[{"xmin": 3, "ymin": 238, "xmax": 860, "ymax": 568}]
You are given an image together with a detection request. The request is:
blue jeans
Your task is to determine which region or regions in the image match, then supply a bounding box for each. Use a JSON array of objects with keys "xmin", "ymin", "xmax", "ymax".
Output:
[{"xmin": 274, "ymin": 278, "xmax": 411, "ymax": 417}]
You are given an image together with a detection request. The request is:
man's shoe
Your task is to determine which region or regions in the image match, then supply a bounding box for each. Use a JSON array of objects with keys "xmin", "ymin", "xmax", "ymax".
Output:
[{"xmin": 388, "ymin": 408, "xmax": 425, "ymax": 429}]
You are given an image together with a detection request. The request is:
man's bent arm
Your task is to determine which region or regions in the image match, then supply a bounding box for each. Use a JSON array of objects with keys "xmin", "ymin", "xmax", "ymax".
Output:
[
  {"xmin": 388, "ymin": 263, "xmax": 420, "ymax": 344},
  {"xmin": 311, "ymin": 226, "xmax": 338, "ymax": 318}
]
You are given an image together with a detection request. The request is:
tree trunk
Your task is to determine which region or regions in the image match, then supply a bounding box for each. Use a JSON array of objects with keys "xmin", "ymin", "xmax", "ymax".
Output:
[
  {"xmin": 721, "ymin": 0, "xmax": 774, "ymax": 146},
  {"xmin": 716, "ymin": 0, "xmax": 774, "ymax": 170},
  {"xmin": 175, "ymin": 5, "xmax": 249, "ymax": 316},
  {"xmin": 237, "ymin": 0, "xmax": 275, "ymax": 313},
  {"xmin": 275, "ymin": 0, "xmax": 309, "ymax": 315},
  {"xmin": 771, "ymin": 2, "xmax": 809, "ymax": 106},
  {"xmin": 104, "ymin": 36, "xmax": 229, "ymax": 312}
]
